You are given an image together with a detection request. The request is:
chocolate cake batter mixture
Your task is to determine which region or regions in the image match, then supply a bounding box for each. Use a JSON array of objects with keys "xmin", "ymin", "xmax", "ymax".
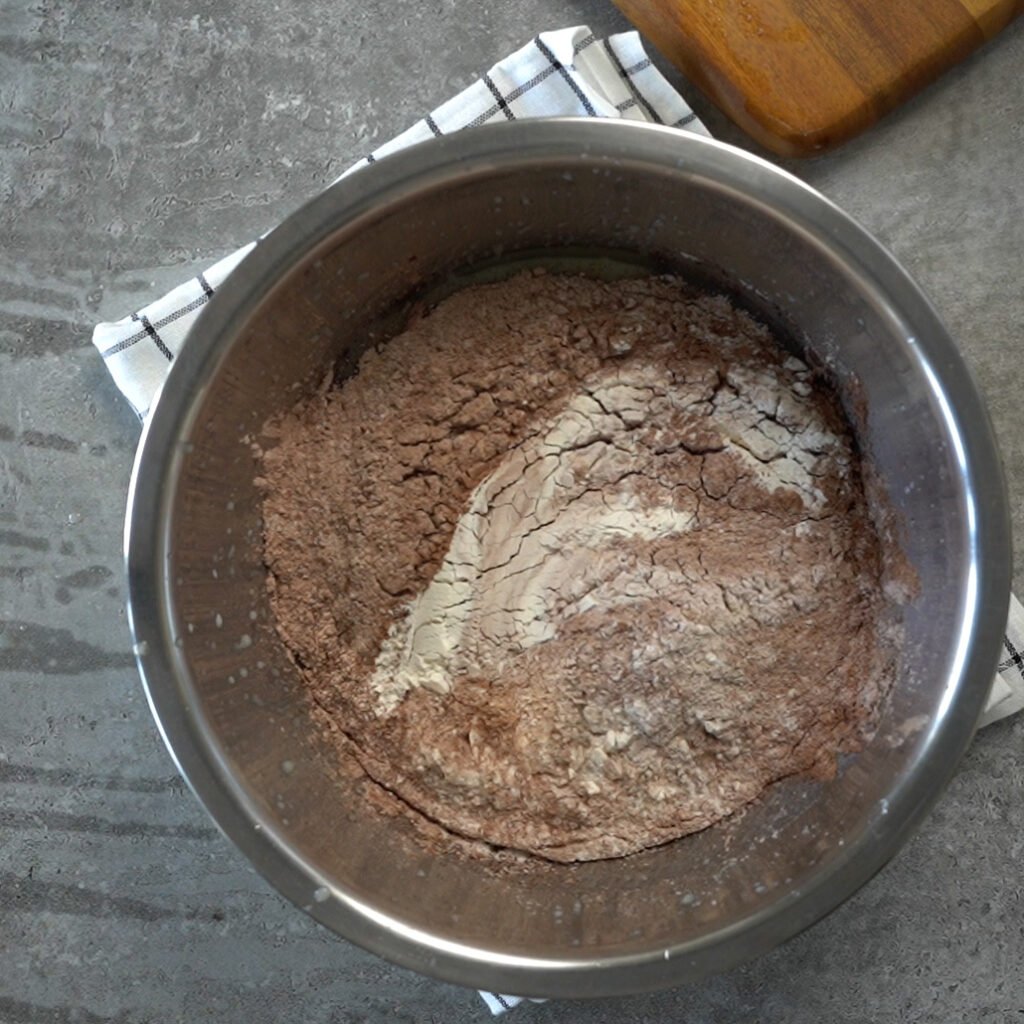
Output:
[{"xmin": 259, "ymin": 271, "xmax": 896, "ymax": 863}]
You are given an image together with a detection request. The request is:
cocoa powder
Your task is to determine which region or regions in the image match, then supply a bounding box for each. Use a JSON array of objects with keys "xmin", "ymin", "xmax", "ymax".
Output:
[{"xmin": 258, "ymin": 271, "xmax": 897, "ymax": 863}]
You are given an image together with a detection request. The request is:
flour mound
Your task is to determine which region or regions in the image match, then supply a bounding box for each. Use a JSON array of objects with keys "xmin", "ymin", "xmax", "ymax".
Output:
[{"xmin": 260, "ymin": 271, "xmax": 896, "ymax": 863}]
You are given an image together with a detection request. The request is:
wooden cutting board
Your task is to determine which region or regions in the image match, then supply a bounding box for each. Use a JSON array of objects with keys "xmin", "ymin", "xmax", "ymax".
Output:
[{"xmin": 612, "ymin": 0, "xmax": 1022, "ymax": 155}]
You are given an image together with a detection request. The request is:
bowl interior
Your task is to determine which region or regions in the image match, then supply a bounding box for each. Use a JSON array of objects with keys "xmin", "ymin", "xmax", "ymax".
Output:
[{"xmin": 143, "ymin": 132, "xmax": 1000, "ymax": 995}]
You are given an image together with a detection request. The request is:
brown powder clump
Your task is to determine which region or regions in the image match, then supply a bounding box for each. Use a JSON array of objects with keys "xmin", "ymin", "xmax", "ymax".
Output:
[{"xmin": 259, "ymin": 271, "xmax": 897, "ymax": 863}]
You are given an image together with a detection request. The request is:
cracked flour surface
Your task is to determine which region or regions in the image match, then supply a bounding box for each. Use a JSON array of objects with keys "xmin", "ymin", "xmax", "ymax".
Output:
[{"xmin": 259, "ymin": 271, "xmax": 897, "ymax": 863}]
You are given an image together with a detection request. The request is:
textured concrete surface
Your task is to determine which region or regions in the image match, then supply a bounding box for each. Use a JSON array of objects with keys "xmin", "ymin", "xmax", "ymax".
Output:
[{"xmin": 1, "ymin": 3, "xmax": 1022, "ymax": 1022}]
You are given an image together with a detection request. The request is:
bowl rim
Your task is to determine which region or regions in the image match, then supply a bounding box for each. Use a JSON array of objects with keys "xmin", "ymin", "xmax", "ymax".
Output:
[{"xmin": 124, "ymin": 118, "xmax": 1012, "ymax": 997}]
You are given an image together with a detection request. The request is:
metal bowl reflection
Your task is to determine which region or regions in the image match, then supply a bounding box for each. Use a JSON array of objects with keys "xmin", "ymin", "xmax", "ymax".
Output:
[{"xmin": 125, "ymin": 120, "xmax": 1010, "ymax": 997}]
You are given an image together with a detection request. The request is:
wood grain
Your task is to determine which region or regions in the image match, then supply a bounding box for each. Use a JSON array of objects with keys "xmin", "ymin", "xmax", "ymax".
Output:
[{"xmin": 612, "ymin": 0, "xmax": 1023, "ymax": 155}]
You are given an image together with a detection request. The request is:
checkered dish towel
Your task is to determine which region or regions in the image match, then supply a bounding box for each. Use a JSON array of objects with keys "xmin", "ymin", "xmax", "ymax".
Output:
[{"xmin": 92, "ymin": 24, "xmax": 1024, "ymax": 1017}]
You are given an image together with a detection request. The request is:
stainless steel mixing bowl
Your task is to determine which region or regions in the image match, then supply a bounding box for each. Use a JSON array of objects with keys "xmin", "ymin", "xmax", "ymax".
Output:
[{"xmin": 125, "ymin": 120, "xmax": 1011, "ymax": 997}]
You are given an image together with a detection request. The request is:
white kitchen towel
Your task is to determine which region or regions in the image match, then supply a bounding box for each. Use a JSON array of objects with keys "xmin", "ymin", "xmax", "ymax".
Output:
[
  {"xmin": 91, "ymin": 22, "xmax": 1024, "ymax": 1017},
  {"xmin": 981, "ymin": 593, "xmax": 1024, "ymax": 727},
  {"xmin": 479, "ymin": 994, "xmax": 549, "ymax": 1015}
]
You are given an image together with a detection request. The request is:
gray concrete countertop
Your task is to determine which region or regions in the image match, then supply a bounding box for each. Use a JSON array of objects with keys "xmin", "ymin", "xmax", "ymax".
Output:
[{"xmin": 2, "ymin": 3, "xmax": 1022, "ymax": 1022}]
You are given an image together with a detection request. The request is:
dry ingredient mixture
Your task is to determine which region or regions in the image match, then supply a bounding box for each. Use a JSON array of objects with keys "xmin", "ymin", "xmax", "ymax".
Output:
[{"xmin": 259, "ymin": 271, "xmax": 897, "ymax": 863}]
